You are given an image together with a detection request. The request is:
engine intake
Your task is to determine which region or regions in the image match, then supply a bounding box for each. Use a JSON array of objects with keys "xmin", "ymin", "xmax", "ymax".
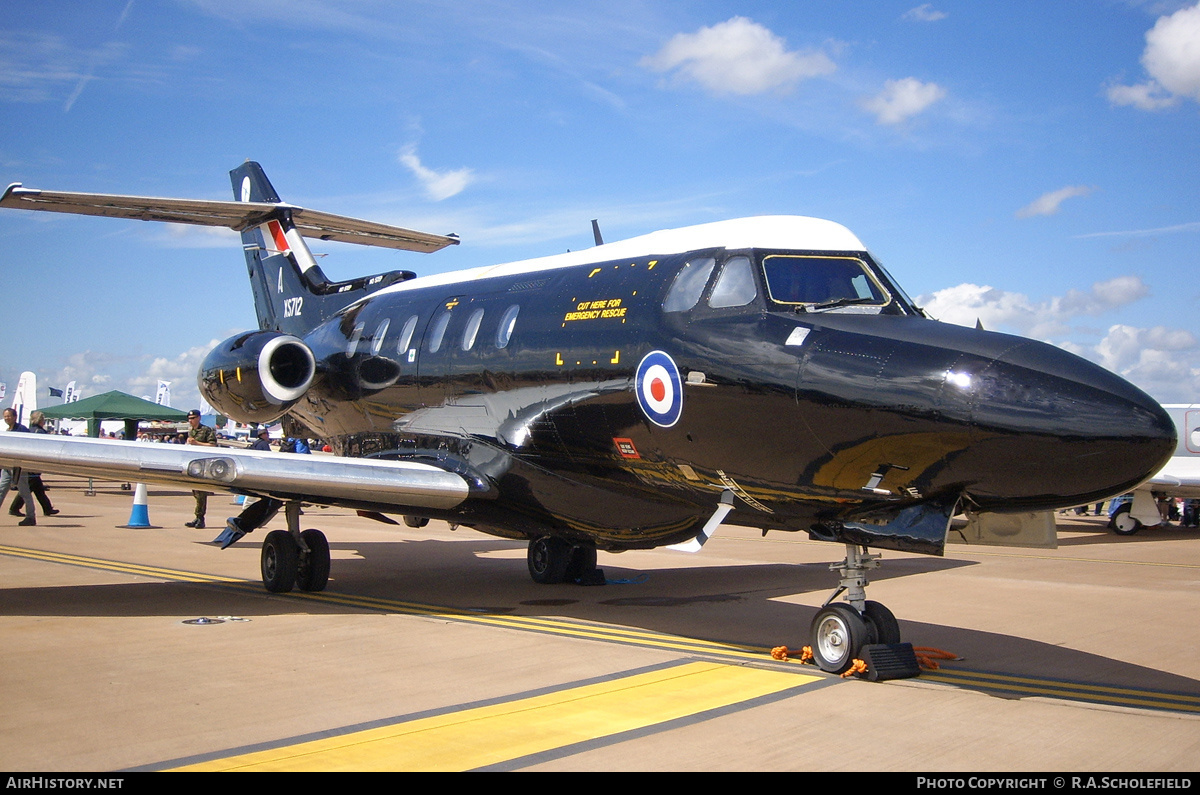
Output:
[{"xmin": 199, "ymin": 331, "xmax": 316, "ymax": 423}]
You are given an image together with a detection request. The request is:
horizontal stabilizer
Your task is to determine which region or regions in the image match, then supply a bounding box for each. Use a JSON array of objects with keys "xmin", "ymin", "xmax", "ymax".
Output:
[{"xmin": 1, "ymin": 183, "xmax": 458, "ymax": 253}]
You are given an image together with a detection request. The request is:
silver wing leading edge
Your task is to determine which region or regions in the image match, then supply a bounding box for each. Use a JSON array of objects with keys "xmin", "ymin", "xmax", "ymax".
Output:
[{"xmin": 0, "ymin": 434, "xmax": 469, "ymax": 510}]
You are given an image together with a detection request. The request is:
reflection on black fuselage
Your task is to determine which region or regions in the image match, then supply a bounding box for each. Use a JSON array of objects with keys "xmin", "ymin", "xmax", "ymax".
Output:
[{"xmin": 281, "ymin": 247, "xmax": 1175, "ymax": 555}]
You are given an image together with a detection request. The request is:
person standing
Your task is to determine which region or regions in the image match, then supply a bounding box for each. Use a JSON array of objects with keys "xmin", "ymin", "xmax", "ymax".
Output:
[
  {"xmin": 8, "ymin": 410, "xmax": 59, "ymax": 519},
  {"xmin": 185, "ymin": 409, "xmax": 217, "ymax": 529},
  {"xmin": 1, "ymin": 407, "xmax": 37, "ymax": 526},
  {"xmin": 249, "ymin": 428, "xmax": 271, "ymax": 451}
]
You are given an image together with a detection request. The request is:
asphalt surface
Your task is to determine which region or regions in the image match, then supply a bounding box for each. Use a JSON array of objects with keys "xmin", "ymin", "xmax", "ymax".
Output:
[{"xmin": 1, "ymin": 477, "xmax": 1197, "ymax": 771}]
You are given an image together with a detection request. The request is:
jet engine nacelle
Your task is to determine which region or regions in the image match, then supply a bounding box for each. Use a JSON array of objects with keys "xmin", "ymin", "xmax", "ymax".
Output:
[{"xmin": 199, "ymin": 331, "xmax": 316, "ymax": 424}]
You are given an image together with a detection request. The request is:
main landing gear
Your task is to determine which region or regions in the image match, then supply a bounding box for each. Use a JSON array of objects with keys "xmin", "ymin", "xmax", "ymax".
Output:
[
  {"xmin": 527, "ymin": 536, "xmax": 604, "ymax": 585},
  {"xmin": 260, "ymin": 501, "xmax": 331, "ymax": 594},
  {"xmin": 809, "ymin": 544, "xmax": 902, "ymax": 674}
]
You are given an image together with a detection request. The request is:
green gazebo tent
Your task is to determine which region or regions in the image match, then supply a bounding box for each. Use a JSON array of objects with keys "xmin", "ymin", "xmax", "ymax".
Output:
[{"xmin": 39, "ymin": 390, "xmax": 188, "ymax": 439}]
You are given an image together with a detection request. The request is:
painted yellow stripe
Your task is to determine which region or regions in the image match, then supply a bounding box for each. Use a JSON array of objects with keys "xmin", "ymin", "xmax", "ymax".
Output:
[
  {"xmin": 173, "ymin": 662, "xmax": 820, "ymax": 771},
  {"xmin": 0, "ymin": 544, "xmax": 241, "ymax": 584},
  {"xmin": 923, "ymin": 669, "xmax": 1200, "ymax": 712}
]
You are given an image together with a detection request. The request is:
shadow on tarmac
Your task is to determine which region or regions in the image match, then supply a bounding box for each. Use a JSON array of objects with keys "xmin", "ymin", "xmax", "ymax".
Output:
[{"xmin": 3, "ymin": 534, "xmax": 1198, "ymax": 705}]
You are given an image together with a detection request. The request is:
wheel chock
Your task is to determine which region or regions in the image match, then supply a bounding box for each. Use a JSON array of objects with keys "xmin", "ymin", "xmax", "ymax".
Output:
[{"xmin": 860, "ymin": 643, "xmax": 921, "ymax": 681}]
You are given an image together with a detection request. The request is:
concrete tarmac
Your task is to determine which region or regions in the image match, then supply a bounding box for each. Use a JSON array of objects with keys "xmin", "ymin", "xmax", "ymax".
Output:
[{"xmin": 1, "ymin": 477, "xmax": 1198, "ymax": 771}]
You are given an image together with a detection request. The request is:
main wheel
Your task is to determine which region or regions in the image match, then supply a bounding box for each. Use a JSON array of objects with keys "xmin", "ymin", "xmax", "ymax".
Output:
[
  {"xmin": 296, "ymin": 528, "xmax": 330, "ymax": 592},
  {"xmin": 527, "ymin": 536, "xmax": 573, "ymax": 584},
  {"xmin": 810, "ymin": 603, "xmax": 869, "ymax": 674},
  {"xmin": 565, "ymin": 544, "xmax": 597, "ymax": 582},
  {"xmin": 863, "ymin": 600, "xmax": 901, "ymax": 645},
  {"xmin": 261, "ymin": 530, "xmax": 299, "ymax": 593},
  {"xmin": 1110, "ymin": 503, "xmax": 1142, "ymax": 536}
]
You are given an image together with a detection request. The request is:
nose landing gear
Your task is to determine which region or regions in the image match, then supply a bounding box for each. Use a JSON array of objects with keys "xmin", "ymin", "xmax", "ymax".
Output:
[{"xmin": 809, "ymin": 544, "xmax": 902, "ymax": 673}]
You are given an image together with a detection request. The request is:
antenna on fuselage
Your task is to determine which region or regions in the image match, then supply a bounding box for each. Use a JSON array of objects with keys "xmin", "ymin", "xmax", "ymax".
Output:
[{"xmin": 591, "ymin": 219, "xmax": 604, "ymax": 246}]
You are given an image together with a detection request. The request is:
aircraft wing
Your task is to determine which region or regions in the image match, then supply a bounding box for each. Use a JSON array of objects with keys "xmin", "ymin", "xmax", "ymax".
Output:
[
  {"xmin": 0, "ymin": 434, "xmax": 470, "ymax": 510},
  {"xmin": 0, "ymin": 183, "xmax": 458, "ymax": 253},
  {"xmin": 1143, "ymin": 456, "xmax": 1200, "ymax": 499}
]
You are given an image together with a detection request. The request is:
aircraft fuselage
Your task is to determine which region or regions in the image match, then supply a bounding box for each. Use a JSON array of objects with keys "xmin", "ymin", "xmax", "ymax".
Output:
[{"xmin": 245, "ymin": 226, "xmax": 1174, "ymax": 556}]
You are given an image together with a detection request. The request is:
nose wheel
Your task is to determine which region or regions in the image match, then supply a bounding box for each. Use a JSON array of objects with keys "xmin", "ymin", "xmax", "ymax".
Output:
[{"xmin": 810, "ymin": 604, "xmax": 868, "ymax": 673}]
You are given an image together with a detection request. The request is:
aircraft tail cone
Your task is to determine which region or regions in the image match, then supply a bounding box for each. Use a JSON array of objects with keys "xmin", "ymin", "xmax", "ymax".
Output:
[{"xmin": 119, "ymin": 482, "xmax": 157, "ymax": 528}]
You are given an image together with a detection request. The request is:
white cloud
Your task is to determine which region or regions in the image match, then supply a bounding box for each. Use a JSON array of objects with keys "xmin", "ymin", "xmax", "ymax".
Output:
[
  {"xmin": 1075, "ymin": 220, "xmax": 1200, "ymax": 238},
  {"xmin": 42, "ymin": 341, "xmax": 219, "ymax": 410},
  {"xmin": 1106, "ymin": 80, "xmax": 1179, "ymax": 109},
  {"xmin": 1108, "ymin": 2, "xmax": 1200, "ymax": 109},
  {"xmin": 125, "ymin": 341, "xmax": 218, "ymax": 407},
  {"xmin": 640, "ymin": 17, "xmax": 835, "ymax": 96},
  {"xmin": 918, "ymin": 276, "xmax": 1149, "ymax": 338},
  {"xmin": 398, "ymin": 145, "xmax": 475, "ymax": 201},
  {"xmin": 903, "ymin": 4, "xmax": 948, "ymax": 22},
  {"xmin": 1015, "ymin": 185, "xmax": 1094, "ymax": 218},
  {"xmin": 1095, "ymin": 324, "xmax": 1197, "ymax": 373},
  {"xmin": 917, "ymin": 278, "xmax": 1200, "ymax": 401},
  {"xmin": 860, "ymin": 77, "xmax": 946, "ymax": 125}
]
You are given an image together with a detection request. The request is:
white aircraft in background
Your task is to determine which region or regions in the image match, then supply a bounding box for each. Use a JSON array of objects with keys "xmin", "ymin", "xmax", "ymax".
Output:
[{"xmin": 1110, "ymin": 404, "xmax": 1200, "ymax": 534}]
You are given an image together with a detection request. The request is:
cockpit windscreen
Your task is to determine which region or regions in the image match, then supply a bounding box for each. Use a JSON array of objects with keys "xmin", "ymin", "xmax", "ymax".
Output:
[{"xmin": 762, "ymin": 254, "xmax": 889, "ymax": 309}]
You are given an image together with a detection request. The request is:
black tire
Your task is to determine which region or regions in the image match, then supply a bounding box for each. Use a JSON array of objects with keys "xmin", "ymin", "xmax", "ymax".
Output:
[
  {"xmin": 810, "ymin": 603, "xmax": 870, "ymax": 674},
  {"xmin": 1110, "ymin": 503, "xmax": 1142, "ymax": 536},
  {"xmin": 261, "ymin": 530, "xmax": 299, "ymax": 593},
  {"xmin": 403, "ymin": 515, "xmax": 429, "ymax": 528},
  {"xmin": 296, "ymin": 528, "xmax": 330, "ymax": 592},
  {"xmin": 527, "ymin": 536, "xmax": 572, "ymax": 584},
  {"xmin": 565, "ymin": 544, "xmax": 597, "ymax": 582},
  {"xmin": 863, "ymin": 600, "xmax": 901, "ymax": 645}
]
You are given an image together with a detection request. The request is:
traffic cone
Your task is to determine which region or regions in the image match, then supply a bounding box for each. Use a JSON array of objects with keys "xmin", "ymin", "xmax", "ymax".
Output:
[{"xmin": 119, "ymin": 483, "xmax": 157, "ymax": 528}]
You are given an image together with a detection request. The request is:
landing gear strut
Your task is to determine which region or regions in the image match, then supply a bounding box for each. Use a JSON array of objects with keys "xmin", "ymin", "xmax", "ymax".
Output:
[
  {"xmin": 809, "ymin": 544, "xmax": 901, "ymax": 673},
  {"xmin": 260, "ymin": 501, "xmax": 330, "ymax": 593}
]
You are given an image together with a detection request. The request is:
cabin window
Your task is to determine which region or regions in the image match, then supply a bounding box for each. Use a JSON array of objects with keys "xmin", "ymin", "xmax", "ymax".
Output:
[
  {"xmin": 496, "ymin": 304, "xmax": 519, "ymax": 349},
  {"xmin": 762, "ymin": 255, "xmax": 887, "ymax": 307},
  {"xmin": 370, "ymin": 319, "xmax": 390, "ymax": 355},
  {"xmin": 708, "ymin": 256, "xmax": 757, "ymax": 308},
  {"xmin": 663, "ymin": 257, "xmax": 716, "ymax": 312},
  {"xmin": 461, "ymin": 308, "xmax": 485, "ymax": 351},
  {"xmin": 428, "ymin": 311, "xmax": 452, "ymax": 353},
  {"xmin": 397, "ymin": 315, "xmax": 419, "ymax": 354},
  {"xmin": 346, "ymin": 323, "xmax": 365, "ymax": 356}
]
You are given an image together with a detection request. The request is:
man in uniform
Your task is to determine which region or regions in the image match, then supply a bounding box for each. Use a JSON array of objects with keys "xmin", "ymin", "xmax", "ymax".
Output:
[{"xmin": 185, "ymin": 409, "xmax": 217, "ymax": 528}]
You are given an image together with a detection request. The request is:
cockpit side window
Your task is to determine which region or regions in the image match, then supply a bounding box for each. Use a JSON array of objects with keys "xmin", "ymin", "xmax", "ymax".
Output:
[
  {"xmin": 762, "ymin": 255, "xmax": 888, "ymax": 307},
  {"xmin": 663, "ymin": 257, "xmax": 716, "ymax": 313},
  {"xmin": 708, "ymin": 256, "xmax": 758, "ymax": 308}
]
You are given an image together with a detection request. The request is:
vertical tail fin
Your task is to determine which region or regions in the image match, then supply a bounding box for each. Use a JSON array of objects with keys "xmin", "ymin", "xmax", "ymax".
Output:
[{"xmin": 230, "ymin": 161, "xmax": 414, "ymax": 335}]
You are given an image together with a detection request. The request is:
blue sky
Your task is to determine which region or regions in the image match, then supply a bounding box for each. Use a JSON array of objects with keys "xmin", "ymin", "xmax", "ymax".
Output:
[{"xmin": 1, "ymin": 0, "xmax": 1198, "ymax": 409}]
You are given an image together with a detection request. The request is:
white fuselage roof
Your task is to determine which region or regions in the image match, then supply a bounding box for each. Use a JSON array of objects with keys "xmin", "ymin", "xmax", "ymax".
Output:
[{"xmin": 371, "ymin": 216, "xmax": 868, "ymax": 299}]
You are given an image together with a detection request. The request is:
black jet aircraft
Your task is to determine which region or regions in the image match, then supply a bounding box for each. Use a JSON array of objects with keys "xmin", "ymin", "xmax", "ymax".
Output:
[{"xmin": 0, "ymin": 163, "xmax": 1176, "ymax": 673}]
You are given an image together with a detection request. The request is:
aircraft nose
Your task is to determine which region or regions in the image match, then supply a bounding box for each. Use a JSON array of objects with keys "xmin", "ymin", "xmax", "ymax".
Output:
[{"xmin": 957, "ymin": 340, "xmax": 1176, "ymax": 511}]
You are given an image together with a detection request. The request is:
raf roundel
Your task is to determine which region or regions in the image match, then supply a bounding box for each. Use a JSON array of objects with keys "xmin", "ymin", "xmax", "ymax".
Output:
[{"xmin": 635, "ymin": 350, "xmax": 683, "ymax": 427}]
